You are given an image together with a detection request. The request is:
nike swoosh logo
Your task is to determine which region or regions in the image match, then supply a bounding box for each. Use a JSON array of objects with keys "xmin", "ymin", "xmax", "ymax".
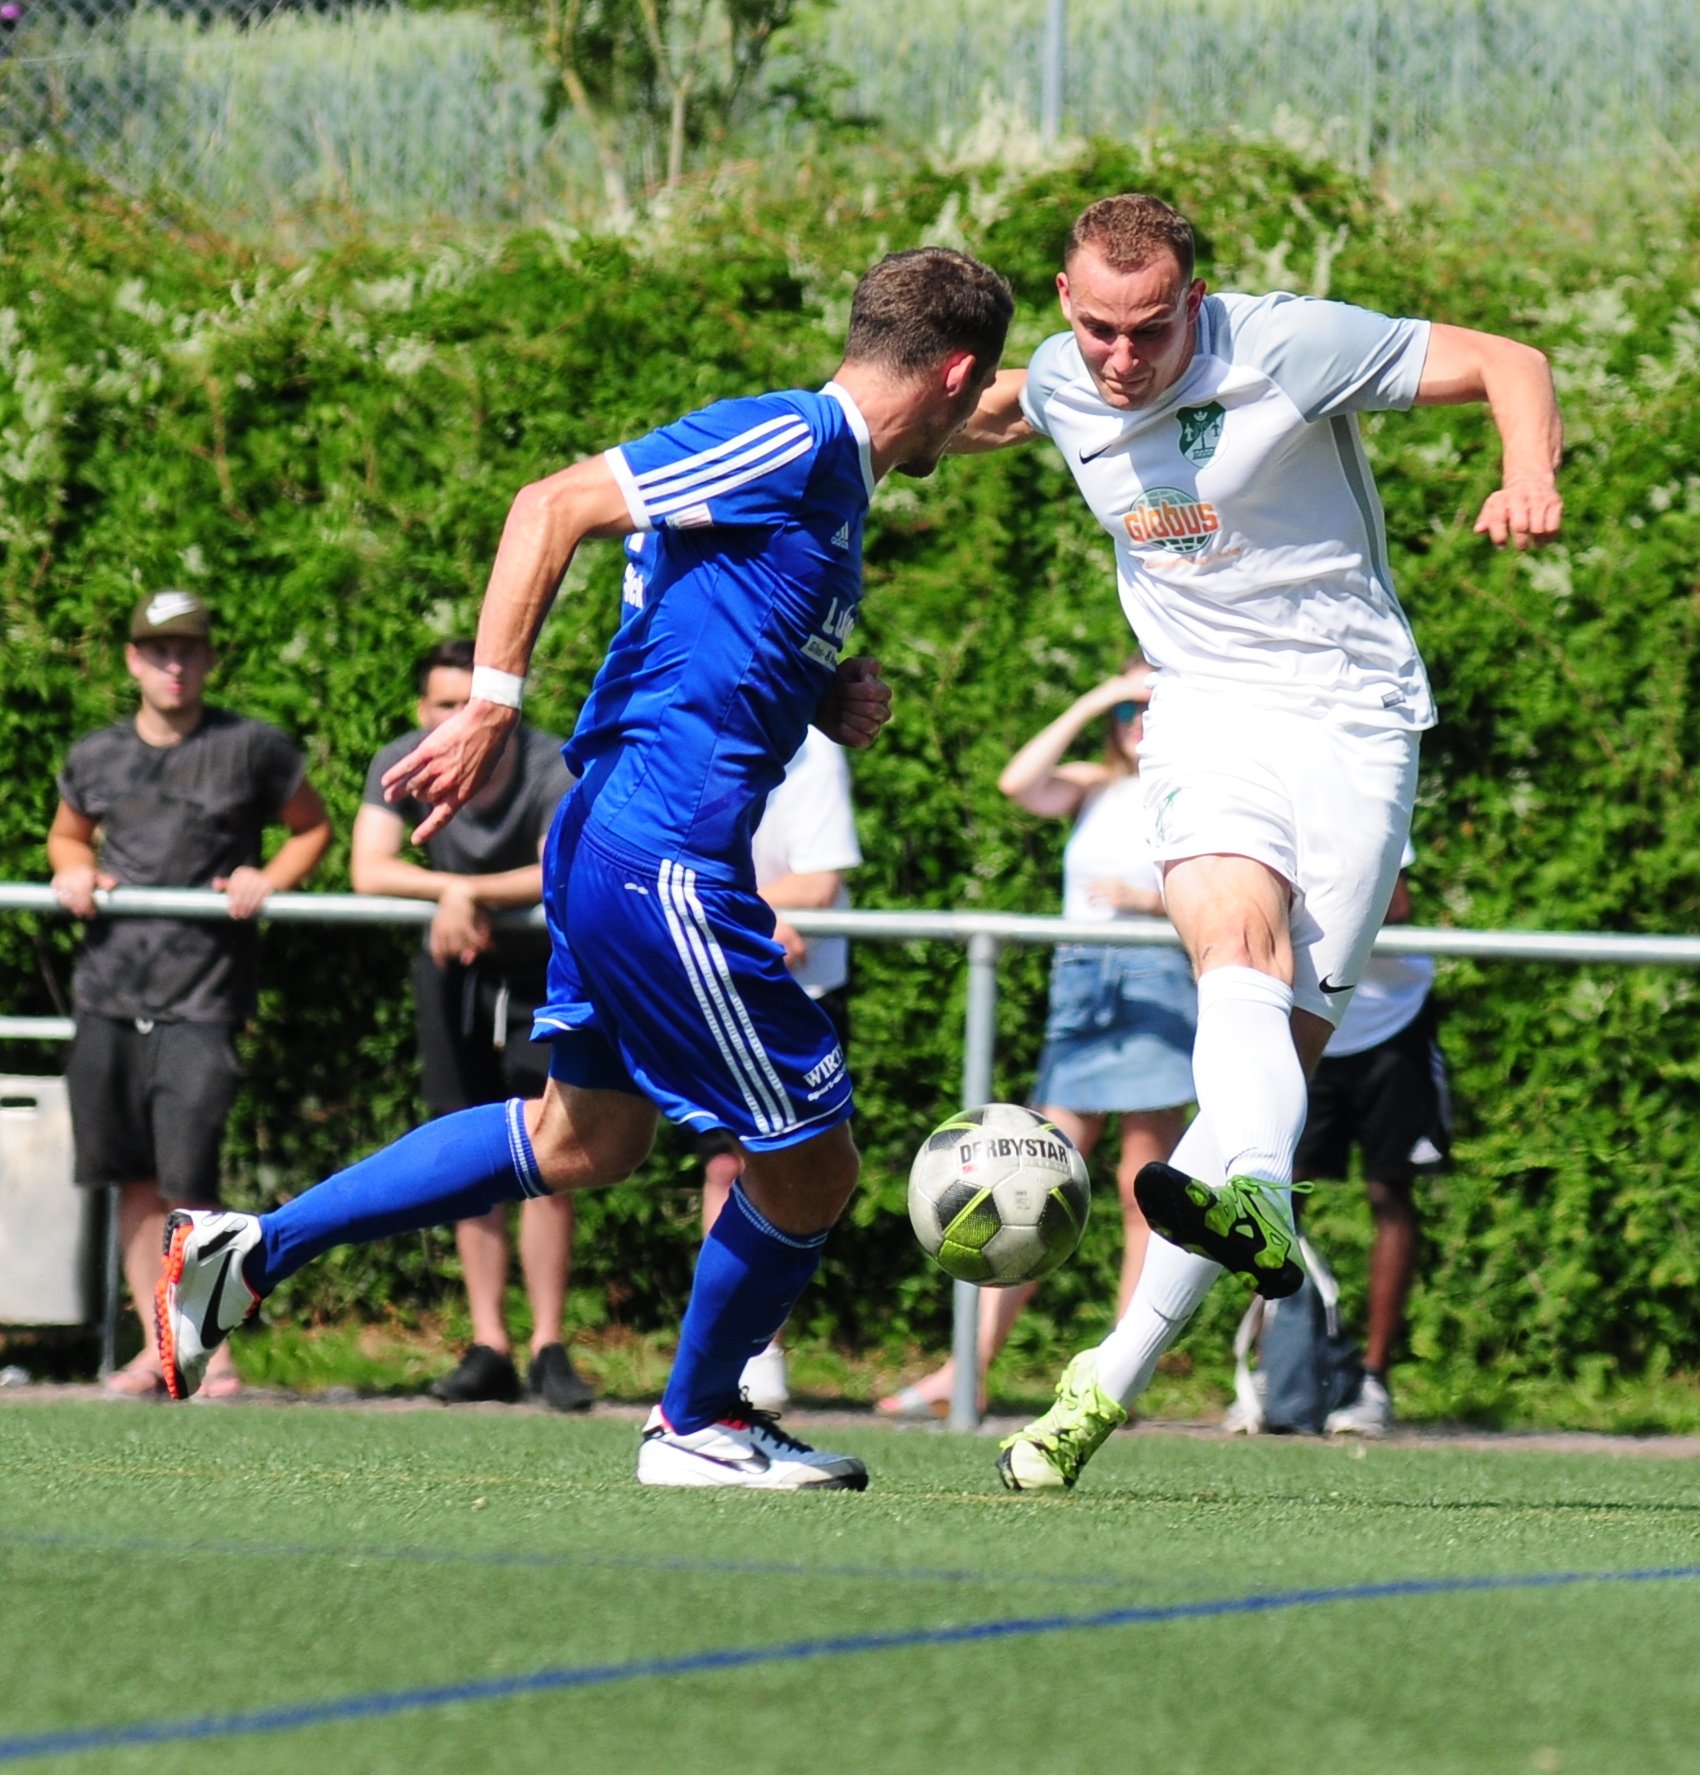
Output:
[
  {"xmin": 682, "ymin": 1445, "xmax": 772, "ymax": 1475},
  {"xmin": 201, "ymin": 1251, "xmax": 235, "ymax": 1332},
  {"xmin": 1318, "ymin": 975, "xmax": 1356, "ymax": 995}
]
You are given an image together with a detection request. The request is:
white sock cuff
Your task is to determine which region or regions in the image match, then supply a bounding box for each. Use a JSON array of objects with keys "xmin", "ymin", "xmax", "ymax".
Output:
[{"xmin": 1196, "ymin": 965, "xmax": 1294, "ymax": 1017}]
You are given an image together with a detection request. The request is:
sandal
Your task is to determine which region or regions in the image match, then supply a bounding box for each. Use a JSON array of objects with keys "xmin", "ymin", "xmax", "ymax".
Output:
[
  {"xmin": 194, "ymin": 1351, "xmax": 243, "ymax": 1403},
  {"xmin": 102, "ymin": 1355, "xmax": 167, "ymax": 1400},
  {"xmin": 874, "ymin": 1385, "xmax": 948, "ymax": 1422}
]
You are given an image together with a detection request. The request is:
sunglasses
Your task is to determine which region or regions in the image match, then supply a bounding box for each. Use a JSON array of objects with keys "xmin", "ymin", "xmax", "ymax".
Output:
[{"xmin": 1112, "ymin": 700, "xmax": 1147, "ymax": 724}]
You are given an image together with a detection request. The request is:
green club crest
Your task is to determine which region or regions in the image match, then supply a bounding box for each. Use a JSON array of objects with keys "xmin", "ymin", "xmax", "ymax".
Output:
[
  {"xmin": 1154, "ymin": 786, "xmax": 1183, "ymax": 843},
  {"xmin": 1176, "ymin": 401, "xmax": 1225, "ymax": 464}
]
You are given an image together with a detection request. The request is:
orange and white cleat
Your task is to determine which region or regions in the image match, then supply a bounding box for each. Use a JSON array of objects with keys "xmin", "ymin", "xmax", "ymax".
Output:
[{"xmin": 155, "ymin": 1210, "xmax": 264, "ymax": 1400}]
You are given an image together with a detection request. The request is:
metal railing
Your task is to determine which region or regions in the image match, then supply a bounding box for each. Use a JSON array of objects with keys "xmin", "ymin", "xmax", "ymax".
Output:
[{"xmin": 6, "ymin": 882, "xmax": 1700, "ymax": 1424}]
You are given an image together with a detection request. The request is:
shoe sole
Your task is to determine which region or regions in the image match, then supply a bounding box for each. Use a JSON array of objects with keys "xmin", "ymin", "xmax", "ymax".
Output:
[
  {"xmin": 636, "ymin": 1452, "xmax": 869, "ymax": 1491},
  {"xmin": 155, "ymin": 1218, "xmax": 193, "ymax": 1402},
  {"xmin": 533, "ymin": 1393, "xmax": 596, "ymax": 1413},
  {"xmin": 531, "ymin": 1380, "xmax": 596, "ymax": 1413},
  {"xmin": 1135, "ymin": 1165, "xmax": 1305, "ymax": 1299}
]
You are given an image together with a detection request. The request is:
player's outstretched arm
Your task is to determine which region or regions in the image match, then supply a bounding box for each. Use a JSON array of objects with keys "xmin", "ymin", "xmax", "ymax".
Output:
[
  {"xmin": 948, "ymin": 369, "xmax": 1038, "ymax": 454},
  {"xmin": 1415, "ymin": 322, "xmax": 1563, "ymax": 550},
  {"xmin": 384, "ymin": 456, "xmax": 636, "ymax": 841}
]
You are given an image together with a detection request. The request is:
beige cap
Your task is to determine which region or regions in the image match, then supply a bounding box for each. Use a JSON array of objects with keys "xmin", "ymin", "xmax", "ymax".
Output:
[{"xmin": 130, "ymin": 589, "xmax": 212, "ymax": 642}]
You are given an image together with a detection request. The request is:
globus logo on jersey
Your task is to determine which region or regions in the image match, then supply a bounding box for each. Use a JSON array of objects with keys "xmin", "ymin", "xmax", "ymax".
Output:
[{"xmin": 1123, "ymin": 488, "xmax": 1220, "ymax": 555}]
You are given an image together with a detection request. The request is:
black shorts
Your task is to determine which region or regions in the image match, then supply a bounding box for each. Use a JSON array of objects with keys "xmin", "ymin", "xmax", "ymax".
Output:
[
  {"xmin": 1295, "ymin": 998, "xmax": 1452, "ymax": 1188},
  {"xmin": 691, "ymin": 985, "xmax": 851, "ymax": 1161},
  {"xmin": 65, "ymin": 1013, "xmax": 240, "ymax": 1202},
  {"xmin": 415, "ymin": 952, "xmax": 551, "ymax": 1118}
]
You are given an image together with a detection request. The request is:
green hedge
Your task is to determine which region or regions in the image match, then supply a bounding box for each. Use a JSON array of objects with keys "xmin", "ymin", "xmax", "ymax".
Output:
[{"xmin": 5, "ymin": 142, "xmax": 1699, "ymax": 1389}]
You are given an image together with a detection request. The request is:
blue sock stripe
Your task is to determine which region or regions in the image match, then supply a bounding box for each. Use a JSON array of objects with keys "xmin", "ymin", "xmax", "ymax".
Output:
[
  {"xmin": 729, "ymin": 1182, "xmax": 829, "ymax": 1252},
  {"xmin": 505, "ymin": 1099, "xmax": 545, "ymax": 1198}
]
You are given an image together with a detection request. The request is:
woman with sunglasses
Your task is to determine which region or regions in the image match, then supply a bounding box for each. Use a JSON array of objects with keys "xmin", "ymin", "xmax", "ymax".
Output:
[{"xmin": 878, "ymin": 656, "xmax": 1197, "ymax": 1419}]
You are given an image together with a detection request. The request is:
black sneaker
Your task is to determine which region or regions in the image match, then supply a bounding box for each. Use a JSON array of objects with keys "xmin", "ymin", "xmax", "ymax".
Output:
[
  {"xmin": 528, "ymin": 1342, "xmax": 595, "ymax": 1413},
  {"xmin": 431, "ymin": 1343, "xmax": 521, "ymax": 1404},
  {"xmin": 1134, "ymin": 1162, "xmax": 1308, "ymax": 1299}
]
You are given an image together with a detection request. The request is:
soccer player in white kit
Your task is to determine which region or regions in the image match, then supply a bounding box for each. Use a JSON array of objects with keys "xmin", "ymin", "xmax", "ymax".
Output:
[{"xmin": 955, "ymin": 192, "xmax": 1563, "ymax": 1491}]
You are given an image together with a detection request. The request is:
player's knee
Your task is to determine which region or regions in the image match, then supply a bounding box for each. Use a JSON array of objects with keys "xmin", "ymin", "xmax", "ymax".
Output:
[
  {"xmin": 527, "ymin": 1098, "xmax": 655, "ymax": 1190},
  {"xmin": 1366, "ymin": 1176, "xmax": 1416, "ymax": 1220}
]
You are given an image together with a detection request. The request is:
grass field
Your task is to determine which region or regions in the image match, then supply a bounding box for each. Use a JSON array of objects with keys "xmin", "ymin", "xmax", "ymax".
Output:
[{"xmin": 4, "ymin": 1402, "xmax": 1699, "ymax": 1773}]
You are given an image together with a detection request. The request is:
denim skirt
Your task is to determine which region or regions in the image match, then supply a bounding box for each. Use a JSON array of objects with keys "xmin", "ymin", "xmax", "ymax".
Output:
[{"xmin": 1030, "ymin": 943, "xmax": 1197, "ymax": 1114}]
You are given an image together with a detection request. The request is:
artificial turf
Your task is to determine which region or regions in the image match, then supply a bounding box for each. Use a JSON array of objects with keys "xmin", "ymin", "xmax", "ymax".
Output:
[{"xmin": 2, "ymin": 1400, "xmax": 1697, "ymax": 1773}]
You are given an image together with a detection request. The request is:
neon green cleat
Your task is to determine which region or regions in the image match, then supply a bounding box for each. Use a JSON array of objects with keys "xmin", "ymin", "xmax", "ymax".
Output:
[
  {"xmin": 997, "ymin": 1351, "xmax": 1128, "ymax": 1492},
  {"xmin": 1133, "ymin": 1162, "xmax": 1309, "ymax": 1299}
]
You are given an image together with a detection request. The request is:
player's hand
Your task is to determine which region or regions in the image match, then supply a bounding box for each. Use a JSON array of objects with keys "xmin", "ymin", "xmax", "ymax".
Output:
[
  {"xmin": 430, "ymin": 881, "xmax": 492, "ymax": 967},
  {"xmin": 52, "ymin": 866, "xmax": 116, "ymax": 919},
  {"xmin": 1094, "ymin": 668, "xmax": 1154, "ymax": 710},
  {"xmin": 815, "ymin": 656, "xmax": 892, "ymax": 750},
  {"xmin": 773, "ymin": 918, "xmax": 808, "ymax": 971},
  {"xmin": 1474, "ymin": 477, "xmax": 1562, "ymax": 550},
  {"xmin": 383, "ymin": 701, "xmax": 518, "ymax": 844},
  {"xmin": 214, "ymin": 865, "xmax": 273, "ymax": 920},
  {"xmin": 1086, "ymin": 877, "xmax": 1163, "ymax": 915}
]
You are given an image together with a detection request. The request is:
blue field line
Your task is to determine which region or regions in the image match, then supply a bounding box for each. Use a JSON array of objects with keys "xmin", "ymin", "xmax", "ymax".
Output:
[
  {"xmin": 2, "ymin": 1564, "xmax": 1697, "ymax": 1766},
  {"xmin": 0, "ymin": 1527, "xmax": 1140, "ymax": 1591}
]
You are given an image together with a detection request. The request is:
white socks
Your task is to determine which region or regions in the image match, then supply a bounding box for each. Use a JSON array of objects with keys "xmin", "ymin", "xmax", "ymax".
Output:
[
  {"xmin": 1089, "ymin": 966, "xmax": 1305, "ymax": 1409},
  {"xmin": 1189, "ymin": 965, "xmax": 1305, "ymax": 1187},
  {"xmin": 1093, "ymin": 1234, "xmax": 1221, "ymax": 1403}
]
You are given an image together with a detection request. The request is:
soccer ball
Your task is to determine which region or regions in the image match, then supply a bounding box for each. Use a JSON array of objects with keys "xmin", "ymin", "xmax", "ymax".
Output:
[{"xmin": 907, "ymin": 1103, "xmax": 1091, "ymax": 1287}]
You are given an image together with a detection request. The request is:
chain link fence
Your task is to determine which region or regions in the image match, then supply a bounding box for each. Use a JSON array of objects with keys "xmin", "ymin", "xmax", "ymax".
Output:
[
  {"xmin": 3, "ymin": 0, "xmax": 1696, "ymax": 230},
  {"xmin": 820, "ymin": 0, "xmax": 1700, "ymax": 188},
  {"xmin": 0, "ymin": 0, "xmax": 588, "ymax": 225}
]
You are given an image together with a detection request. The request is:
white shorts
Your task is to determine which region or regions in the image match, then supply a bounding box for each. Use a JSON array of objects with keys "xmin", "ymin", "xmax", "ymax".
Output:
[{"xmin": 1138, "ymin": 686, "xmax": 1420, "ymax": 1027}]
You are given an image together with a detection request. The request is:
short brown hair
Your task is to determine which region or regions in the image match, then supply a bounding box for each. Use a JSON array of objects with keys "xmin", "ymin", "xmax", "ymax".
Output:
[
  {"xmin": 1065, "ymin": 194, "xmax": 1195, "ymax": 282},
  {"xmin": 844, "ymin": 248, "xmax": 1013, "ymax": 376},
  {"xmin": 415, "ymin": 637, "xmax": 474, "ymax": 695}
]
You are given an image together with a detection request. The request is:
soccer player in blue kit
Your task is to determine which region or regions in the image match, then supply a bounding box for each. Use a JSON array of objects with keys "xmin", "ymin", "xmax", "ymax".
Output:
[{"xmin": 155, "ymin": 247, "xmax": 1014, "ymax": 1490}]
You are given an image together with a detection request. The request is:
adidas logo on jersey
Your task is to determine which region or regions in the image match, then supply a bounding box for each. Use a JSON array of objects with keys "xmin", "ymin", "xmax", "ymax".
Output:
[{"xmin": 830, "ymin": 523, "xmax": 851, "ymax": 550}]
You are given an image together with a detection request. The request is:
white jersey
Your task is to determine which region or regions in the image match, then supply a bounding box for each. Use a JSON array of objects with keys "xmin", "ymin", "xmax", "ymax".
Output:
[
  {"xmin": 1327, "ymin": 951, "xmax": 1435, "ymax": 1055},
  {"xmin": 1060, "ymin": 774, "xmax": 1164, "ymax": 923},
  {"xmin": 751, "ymin": 727, "xmax": 861, "ymax": 998},
  {"xmin": 1021, "ymin": 292, "xmax": 1436, "ymax": 729}
]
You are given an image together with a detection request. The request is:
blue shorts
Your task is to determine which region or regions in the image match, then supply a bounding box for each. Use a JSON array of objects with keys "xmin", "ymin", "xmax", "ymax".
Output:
[
  {"xmin": 533, "ymin": 795, "xmax": 853, "ymax": 1152},
  {"xmin": 1030, "ymin": 944, "xmax": 1197, "ymax": 1115}
]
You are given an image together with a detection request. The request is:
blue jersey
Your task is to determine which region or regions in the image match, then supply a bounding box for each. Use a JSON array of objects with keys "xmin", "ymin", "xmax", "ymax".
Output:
[{"xmin": 566, "ymin": 383, "xmax": 874, "ymax": 883}]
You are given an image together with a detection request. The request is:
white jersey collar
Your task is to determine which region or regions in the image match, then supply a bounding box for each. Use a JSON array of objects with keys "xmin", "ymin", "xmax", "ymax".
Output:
[{"xmin": 822, "ymin": 381, "xmax": 877, "ymax": 501}]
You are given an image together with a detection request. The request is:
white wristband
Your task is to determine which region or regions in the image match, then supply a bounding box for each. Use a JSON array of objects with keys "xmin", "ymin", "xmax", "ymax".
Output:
[{"xmin": 470, "ymin": 665, "xmax": 525, "ymax": 710}]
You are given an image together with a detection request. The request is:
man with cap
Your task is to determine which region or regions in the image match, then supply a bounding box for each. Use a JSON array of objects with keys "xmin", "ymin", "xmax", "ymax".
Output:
[{"xmin": 47, "ymin": 591, "xmax": 332, "ymax": 1397}]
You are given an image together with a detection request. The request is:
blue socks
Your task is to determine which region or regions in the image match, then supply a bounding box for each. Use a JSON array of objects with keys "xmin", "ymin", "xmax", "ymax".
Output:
[
  {"xmin": 662, "ymin": 1184, "xmax": 826, "ymax": 1433},
  {"xmin": 251, "ymin": 1099, "xmax": 544, "ymax": 1293},
  {"xmin": 246, "ymin": 1101, "xmax": 825, "ymax": 1434}
]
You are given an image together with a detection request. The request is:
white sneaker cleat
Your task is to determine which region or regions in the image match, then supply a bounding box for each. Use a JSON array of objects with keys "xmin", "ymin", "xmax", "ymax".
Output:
[
  {"xmin": 636, "ymin": 1405, "xmax": 868, "ymax": 1490},
  {"xmin": 1222, "ymin": 1369, "xmax": 1268, "ymax": 1436},
  {"xmin": 1324, "ymin": 1373, "xmax": 1393, "ymax": 1438},
  {"xmin": 737, "ymin": 1343, "xmax": 790, "ymax": 1415},
  {"xmin": 155, "ymin": 1210, "xmax": 264, "ymax": 1401}
]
